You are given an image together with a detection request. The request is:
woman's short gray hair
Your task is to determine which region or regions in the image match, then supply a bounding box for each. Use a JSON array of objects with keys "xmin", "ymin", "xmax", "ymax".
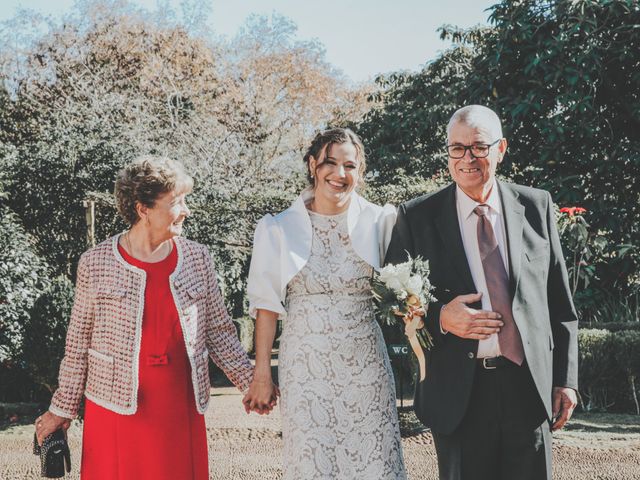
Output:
[{"xmin": 114, "ymin": 155, "xmax": 193, "ymax": 226}]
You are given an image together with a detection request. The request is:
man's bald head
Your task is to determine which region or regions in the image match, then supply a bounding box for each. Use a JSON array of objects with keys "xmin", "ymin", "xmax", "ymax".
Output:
[{"xmin": 447, "ymin": 105, "xmax": 503, "ymax": 142}]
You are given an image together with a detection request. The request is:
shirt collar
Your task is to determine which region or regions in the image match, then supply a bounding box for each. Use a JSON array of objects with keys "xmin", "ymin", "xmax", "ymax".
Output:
[{"xmin": 456, "ymin": 181, "xmax": 502, "ymax": 220}]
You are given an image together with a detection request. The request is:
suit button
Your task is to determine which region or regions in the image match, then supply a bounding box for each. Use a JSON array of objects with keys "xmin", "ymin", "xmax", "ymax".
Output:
[{"xmin": 468, "ymin": 352, "xmax": 475, "ymax": 359}]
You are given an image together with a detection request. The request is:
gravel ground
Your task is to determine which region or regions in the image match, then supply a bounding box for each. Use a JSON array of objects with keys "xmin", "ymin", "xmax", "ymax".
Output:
[{"xmin": 2, "ymin": 388, "xmax": 639, "ymax": 479}]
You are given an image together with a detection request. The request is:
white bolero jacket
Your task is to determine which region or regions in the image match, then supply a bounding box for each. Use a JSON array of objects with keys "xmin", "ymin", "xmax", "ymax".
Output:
[{"xmin": 247, "ymin": 188, "xmax": 397, "ymax": 319}]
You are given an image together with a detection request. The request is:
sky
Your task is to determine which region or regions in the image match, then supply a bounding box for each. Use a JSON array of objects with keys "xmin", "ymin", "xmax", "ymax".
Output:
[{"xmin": 0, "ymin": 0, "xmax": 495, "ymax": 82}]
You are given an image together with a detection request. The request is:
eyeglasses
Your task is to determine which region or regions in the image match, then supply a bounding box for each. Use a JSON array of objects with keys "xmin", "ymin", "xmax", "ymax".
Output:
[{"xmin": 446, "ymin": 139, "xmax": 501, "ymax": 159}]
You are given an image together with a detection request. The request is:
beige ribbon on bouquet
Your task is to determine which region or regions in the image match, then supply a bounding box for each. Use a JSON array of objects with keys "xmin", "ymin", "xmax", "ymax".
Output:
[{"xmin": 403, "ymin": 311, "xmax": 426, "ymax": 382}]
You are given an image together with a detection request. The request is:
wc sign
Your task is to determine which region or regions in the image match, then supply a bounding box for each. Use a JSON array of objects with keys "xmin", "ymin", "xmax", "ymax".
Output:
[{"xmin": 388, "ymin": 344, "xmax": 409, "ymax": 356}]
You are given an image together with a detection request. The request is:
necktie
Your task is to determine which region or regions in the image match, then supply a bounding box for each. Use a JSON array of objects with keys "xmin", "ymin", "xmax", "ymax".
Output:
[{"xmin": 474, "ymin": 205, "xmax": 525, "ymax": 365}]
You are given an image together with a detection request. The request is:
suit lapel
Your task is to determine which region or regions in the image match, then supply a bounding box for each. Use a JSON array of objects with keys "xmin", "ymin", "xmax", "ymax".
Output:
[
  {"xmin": 498, "ymin": 181, "xmax": 525, "ymax": 293},
  {"xmin": 435, "ymin": 184, "xmax": 476, "ymax": 293}
]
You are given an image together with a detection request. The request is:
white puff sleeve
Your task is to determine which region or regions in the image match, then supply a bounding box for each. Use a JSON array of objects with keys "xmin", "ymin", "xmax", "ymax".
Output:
[
  {"xmin": 378, "ymin": 203, "xmax": 398, "ymax": 265},
  {"xmin": 247, "ymin": 214, "xmax": 286, "ymax": 319}
]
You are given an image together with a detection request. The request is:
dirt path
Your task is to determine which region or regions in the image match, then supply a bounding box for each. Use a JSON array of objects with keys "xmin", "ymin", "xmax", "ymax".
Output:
[{"xmin": 2, "ymin": 388, "xmax": 639, "ymax": 479}]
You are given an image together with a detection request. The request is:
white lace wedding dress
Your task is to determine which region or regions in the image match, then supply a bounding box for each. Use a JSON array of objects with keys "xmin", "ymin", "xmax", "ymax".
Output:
[{"xmin": 279, "ymin": 210, "xmax": 406, "ymax": 480}]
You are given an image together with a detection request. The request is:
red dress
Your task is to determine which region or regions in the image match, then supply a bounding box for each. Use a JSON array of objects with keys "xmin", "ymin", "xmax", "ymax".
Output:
[{"xmin": 81, "ymin": 242, "xmax": 208, "ymax": 480}]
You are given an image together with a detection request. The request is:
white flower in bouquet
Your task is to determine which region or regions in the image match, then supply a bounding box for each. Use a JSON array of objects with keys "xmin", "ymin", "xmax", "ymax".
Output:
[
  {"xmin": 378, "ymin": 263, "xmax": 413, "ymax": 297},
  {"xmin": 378, "ymin": 264, "xmax": 397, "ymax": 284},
  {"xmin": 406, "ymin": 275, "xmax": 424, "ymax": 297},
  {"xmin": 395, "ymin": 262, "xmax": 412, "ymax": 286},
  {"xmin": 386, "ymin": 276, "xmax": 404, "ymax": 294}
]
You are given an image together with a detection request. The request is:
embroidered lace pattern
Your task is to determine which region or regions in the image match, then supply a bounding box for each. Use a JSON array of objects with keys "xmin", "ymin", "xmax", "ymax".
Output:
[{"xmin": 280, "ymin": 210, "xmax": 406, "ymax": 479}]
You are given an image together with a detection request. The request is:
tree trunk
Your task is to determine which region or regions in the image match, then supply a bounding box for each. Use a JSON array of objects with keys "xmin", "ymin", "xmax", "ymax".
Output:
[{"xmin": 630, "ymin": 375, "xmax": 639, "ymax": 415}]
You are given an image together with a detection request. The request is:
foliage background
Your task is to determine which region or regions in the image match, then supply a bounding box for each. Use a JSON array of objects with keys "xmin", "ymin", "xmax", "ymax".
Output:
[{"xmin": 1, "ymin": 0, "xmax": 638, "ymax": 411}]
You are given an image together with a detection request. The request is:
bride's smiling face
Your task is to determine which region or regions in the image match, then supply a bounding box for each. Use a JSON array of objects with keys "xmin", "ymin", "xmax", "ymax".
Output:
[{"xmin": 309, "ymin": 142, "xmax": 360, "ymax": 206}]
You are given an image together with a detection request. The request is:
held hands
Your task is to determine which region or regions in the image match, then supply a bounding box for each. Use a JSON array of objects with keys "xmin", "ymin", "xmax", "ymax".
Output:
[
  {"xmin": 552, "ymin": 387, "xmax": 578, "ymax": 431},
  {"xmin": 440, "ymin": 293, "xmax": 503, "ymax": 340},
  {"xmin": 35, "ymin": 411, "xmax": 71, "ymax": 446},
  {"xmin": 242, "ymin": 377, "xmax": 280, "ymax": 415}
]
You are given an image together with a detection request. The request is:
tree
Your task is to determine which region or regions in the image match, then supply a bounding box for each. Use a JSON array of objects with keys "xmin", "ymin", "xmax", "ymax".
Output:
[
  {"xmin": 468, "ymin": 1, "xmax": 639, "ymax": 284},
  {"xmin": 358, "ymin": 39, "xmax": 482, "ymax": 181},
  {"xmin": 358, "ymin": 0, "xmax": 640, "ymax": 301},
  {"xmin": 0, "ymin": 0, "xmax": 366, "ymax": 308}
]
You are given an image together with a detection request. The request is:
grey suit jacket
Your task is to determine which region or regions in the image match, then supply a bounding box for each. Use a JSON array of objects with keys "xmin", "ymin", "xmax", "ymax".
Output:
[{"xmin": 384, "ymin": 181, "xmax": 578, "ymax": 435}]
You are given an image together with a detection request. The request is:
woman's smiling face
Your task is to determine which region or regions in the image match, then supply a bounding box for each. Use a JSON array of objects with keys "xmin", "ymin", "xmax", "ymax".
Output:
[
  {"xmin": 309, "ymin": 142, "xmax": 360, "ymax": 206},
  {"xmin": 140, "ymin": 189, "xmax": 191, "ymax": 240}
]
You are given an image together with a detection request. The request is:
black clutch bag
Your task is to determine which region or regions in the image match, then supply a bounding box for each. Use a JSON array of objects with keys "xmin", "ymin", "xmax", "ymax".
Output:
[{"xmin": 33, "ymin": 430, "xmax": 71, "ymax": 478}]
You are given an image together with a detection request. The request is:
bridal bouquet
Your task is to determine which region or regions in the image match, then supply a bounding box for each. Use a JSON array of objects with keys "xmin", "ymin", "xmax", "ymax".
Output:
[{"xmin": 373, "ymin": 255, "xmax": 437, "ymax": 380}]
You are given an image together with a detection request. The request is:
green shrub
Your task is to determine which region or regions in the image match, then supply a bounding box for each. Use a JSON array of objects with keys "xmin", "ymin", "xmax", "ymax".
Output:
[
  {"xmin": 611, "ymin": 331, "xmax": 640, "ymax": 415},
  {"xmin": 22, "ymin": 276, "xmax": 75, "ymax": 397},
  {"xmin": 578, "ymin": 329, "xmax": 619, "ymax": 411},
  {"xmin": 0, "ymin": 205, "xmax": 51, "ymax": 362},
  {"xmin": 578, "ymin": 329, "xmax": 640, "ymax": 414},
  {"xmin": 363, "ymin": 174, "xmax": 447, "ymax": 206},
  {"xmin": 0, "ymin": 361, "xmax": 35, "ymax": 403},
  {"xmin": 581, "ymin": 292, "xmax": 639, "ymax": 325}
]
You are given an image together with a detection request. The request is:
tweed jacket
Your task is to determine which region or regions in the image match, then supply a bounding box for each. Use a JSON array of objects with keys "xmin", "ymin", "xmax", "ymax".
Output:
[{"xmin": 49, "ymin": 234, "xmax": 253, "ymax": 419}]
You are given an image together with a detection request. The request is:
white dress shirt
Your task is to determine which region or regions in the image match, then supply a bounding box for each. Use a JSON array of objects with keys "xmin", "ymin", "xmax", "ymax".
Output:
[{"xmin": 456, "ymin": 182, "xmax": 510, "ymax": 358}]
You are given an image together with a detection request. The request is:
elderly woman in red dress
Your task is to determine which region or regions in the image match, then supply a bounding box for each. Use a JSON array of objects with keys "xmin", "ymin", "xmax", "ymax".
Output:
[{"xmin": 34, "ymin": 156, "xmax": 273, "ymax": 479}]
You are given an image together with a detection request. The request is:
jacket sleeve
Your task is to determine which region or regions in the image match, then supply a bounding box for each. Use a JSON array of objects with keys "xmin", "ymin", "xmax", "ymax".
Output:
[
  {"xmin": 202, "ymin": 246, "xmax": 253, "ymax": 392},
  {"xmin": 546, "ymin": 192, "xmax": 579, "ymax": 390},
  {"xmin": 384, "ymin": 203, "xmax": 446, "ymax": 345},
  {"xmin": 49, "ymin": 253, "xmax": 94, "ymax": 419},
  {"xmin": 247, "ymin": 214, "xmax": 286, "ymax": 318}
]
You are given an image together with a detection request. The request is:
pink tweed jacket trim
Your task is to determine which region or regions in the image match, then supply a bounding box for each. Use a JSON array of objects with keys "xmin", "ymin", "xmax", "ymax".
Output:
[{"xmin": 49, "ymin": 234, "xmax": 253, "ymax": 418}]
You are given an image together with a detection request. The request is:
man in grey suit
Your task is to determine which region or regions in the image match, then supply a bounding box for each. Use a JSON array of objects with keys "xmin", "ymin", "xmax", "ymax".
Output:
[{"xmin": 385, "ymin": 105, "xmax": 578, "ymax": 479}]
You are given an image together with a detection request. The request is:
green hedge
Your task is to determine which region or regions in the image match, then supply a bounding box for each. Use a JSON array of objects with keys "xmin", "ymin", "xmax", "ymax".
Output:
[
  {"xmin": 580, "ymin": 322, "xmax": 640, "ymax": 332},
  {"xmin": 22, "ymin": 276, "xmax": 74, "ymax": 397},
  {"xmin": 0, "ymin": 277, "xmax": 74, "ymax": 403},
  {"xmin": 578, "ymin": 329, "xmax": 640, "ymax": 414}
]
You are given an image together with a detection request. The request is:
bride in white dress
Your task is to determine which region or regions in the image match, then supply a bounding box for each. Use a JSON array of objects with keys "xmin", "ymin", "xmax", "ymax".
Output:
[{"xmin": 244, "ymin": 128, "xmax": 406, "ymax": 479}]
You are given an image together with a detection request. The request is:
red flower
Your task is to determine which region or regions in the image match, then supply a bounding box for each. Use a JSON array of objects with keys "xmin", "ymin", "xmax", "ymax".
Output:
[{"xmin": 560, "ymin": 207, "xmax": 587, "ymax": 217}]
